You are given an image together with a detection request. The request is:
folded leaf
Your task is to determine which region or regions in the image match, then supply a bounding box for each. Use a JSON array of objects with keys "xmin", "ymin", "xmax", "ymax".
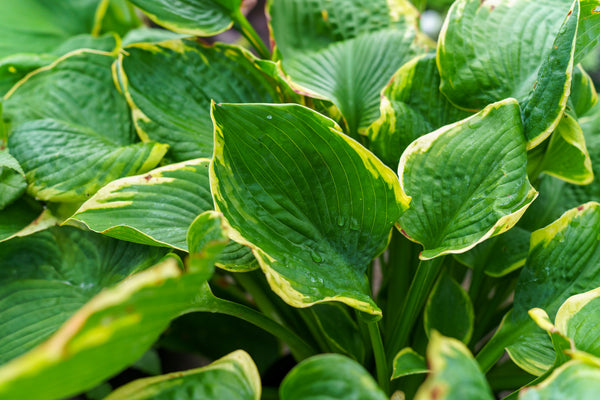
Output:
[
  {"xmin": 211, "ymin": 103, "xmax": 407, "ymax": 316},
  {"xmin": 129, "ymin": 0, "xmax": 241, "ymax": 36},
  {"xmin": 438, "ymin": 0, "xmax": 578, "ymax": 148},
  {"xmin": 117, "ymin": 39, "xmax": 296, "ymax": 161},
  {"xmin": 398, "ymin": 98, "xmax": 537, "ymax": 259},
  {"xmin": 0, "ymin": 199, "xmax": 51, "ymax": 242},
  {"xmin": 268, "ymin": 0, "xmax": 424, "ymax": 135},
  {"xmin": 104, "ymin": 350, "xmax": 260, "ymax": 400},
  {"xmin": 519, "ymin": 360, "xmax": 600, "ymax": 400},
  {"xmin": 279, "ymin": 354, "xmax": 387, "ymax": 400}
]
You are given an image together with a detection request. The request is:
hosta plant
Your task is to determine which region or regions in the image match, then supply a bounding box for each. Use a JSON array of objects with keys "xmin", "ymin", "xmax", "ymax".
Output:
[{"xmin": 2, "ymin": 0, "xmax": 600, "ymax": 399}]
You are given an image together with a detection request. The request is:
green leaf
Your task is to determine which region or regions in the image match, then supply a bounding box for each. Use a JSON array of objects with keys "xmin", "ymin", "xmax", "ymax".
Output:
[
  {"xmin": 0, "ymin": 227, "xmax": 166, "ymax": 364},
  {"xmin": 0, "ymin": 148, "xmax": 26, "ymax": 209},
  {"xmin": 484, "ymin": 202, "xmax": 600, "ymax": 375},
  {"xmin": 538, "ymin": 111, "xmax": 593, "ymax": 185},
  {"xmin": 3, "ymin": 51, "xmax": 168, "ymax": 202},
  {"xmin": 391, "ymin": 348, "xmax": 429, "ymax": 380},
  {"xmin": 0, "ymin": 200, "xmax": 55, "ymax": 243},
  {"xmin": 424, "ymin": 272, "xmax": 474, "ymax": 343},
  {"xmin": 0, "ymin": 0, "xmax": 100, "ymax": 59},
  {"xmin": 367, "ymin": 53, "xmax": 471, "ymax": 168},
  {"xmin": 117, "ymin": 39, "xmax": 296, "ymax": 161},
  {"xmin": 438, "ymin": 0, "xmax": 578, "ymax": 149},
  {"xmin": 121, "ymin": 27, "xmax": 189, "ymax": 46},
  {"xmin": 575, "ymin": 0, "xmax": 600, "ymax": 63},
  {"xmin": 279, "ymin": 354, "xmax": 387, "ymax": 400},
  {"xmin": 268, "ymin": 0, "xmax": 425, "ymax": 135},
  {"xmin": 104, "ymin": 350, "xmax": 260, "ymax": 400},
  {"xmin": 128, "ymin": 0, "xmax": 241, "ymax": 36},
  {"xmin": 570, "ymin": 65, "xmax": 598, "ymax": 117},
  {"xmin": 71, "ymin": 159, "xmax": 214, "ymax": 250},
  {"xmin": 415, "ymin": 332, "xmax": 494, "ymax": 400},
  {"xmin": 454, "ymin": 226, "xmax": 530, "ymax": 277},
  {"xmin": 519, "ymin": 360, "xmax": 600, "ymax": 400},
  {"xmin": 309, "ymin": 304, "xmax": 365, "ymax": 363},
  {"xmin": 95, "ymin": 0, "xmax": 142, "ymax": 37},
  {"xmin": 186, "ymin": 210, "xmax": 230, "ymax": 280},
  {"xmin": 211, "ymin": 103, "xmax": 407, "ymax": 317},
  {"xmin": 397, "ymin": 99, "xmax": 537, "ymax": 260}
]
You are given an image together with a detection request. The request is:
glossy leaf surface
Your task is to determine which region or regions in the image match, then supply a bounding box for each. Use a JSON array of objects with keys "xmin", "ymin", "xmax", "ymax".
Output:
[
  {"xmin": 268, "ymin": 0, "xmax": 423, "ymax": 135},
  {"xmin": 117, "ymin": 39, "xmax": 295, "ymax": 161},
  {"xmin": 104, "ymin": 350, "xmax": 260, "ymax": 400},
  {"xmin": 4, "ymin": 51, "xmax": 167, "ymax": 202},
  {"xmin": 279, "ymin": 354, "xmax": 387, "ymax": 400},
  {"xmin": 398, "ymin": 99, "xmax": 537, "ymax": 259},
  {"xmin": 211, "ymin": 103, "xmax": 406, "ymax": 316},
  {"xmin": 438, "ymin": 0, "xmax": 578, "ymax": 148},
  {"xmin": 129, "ymin": 0, "xmax": 241, "ymax": 36},
  {"xmin": 415, "ymin": 332, "xmax": 494, "ymax": 400}
]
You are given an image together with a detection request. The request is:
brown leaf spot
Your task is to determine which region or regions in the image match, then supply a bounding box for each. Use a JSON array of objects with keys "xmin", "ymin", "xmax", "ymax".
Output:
[
  {"xmin": 144, "ymin": 174, "xmax": 152, "ymax": 182},
  {"xmin": 577, "ymin": 205, "xmax": 584, "ymax": 211}
]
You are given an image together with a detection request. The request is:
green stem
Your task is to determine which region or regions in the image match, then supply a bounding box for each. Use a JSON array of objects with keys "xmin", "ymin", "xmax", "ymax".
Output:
[
  {"xmin": 232, "ymin": 9, "xmax": 271, "ymax": 59},
  {"xmin": 366, "ymin": 320, "xmax": 389, "ymax": 394},
  {"xmin": 476, "ymin": 315, "xmax": 525, "ymax": 373},
  {"xmin": 387, "ymin": 257, "xmax": 445, "ymax": 361},
  {"xmin": 234, "ymin": 271, "xmax": 283, "ymax": 324},
  {"xmin": 211, "ymin": 298, "xmax": 317, "ymax": 361}
]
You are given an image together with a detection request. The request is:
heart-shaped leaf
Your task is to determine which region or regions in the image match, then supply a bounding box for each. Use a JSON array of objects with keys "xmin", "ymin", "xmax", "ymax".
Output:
[
  {"xmin": 279, "ymin": 354, "xmax": 387, "ymax": 400},
  {"xmin": 211, "ymin": 103, "xmax": 406, "ymax": 316},
  {"xmin": 3, "ymin": 50, "xmax": 168, "ymax": 202},
  {"xmin": 128, "ymin": 0, "xmax": 241, "ymax": 36},
  {"xmin": 397, "ymin": 98, "xmax": 537, "ymax": 259},
  {"xmin": 116, "ymin": 39, "xmax": 296, "ymax": 161},
  {"xmin": 438, "ymin": 0, "xmax": 579, "ymax": 148},
  {"xmin": 104, "ymin": 350, "xmax": 260, "ymax": 400},
  {"xmin": 268, "ymin": 0, "xmax": 425, "ymax": 136}
]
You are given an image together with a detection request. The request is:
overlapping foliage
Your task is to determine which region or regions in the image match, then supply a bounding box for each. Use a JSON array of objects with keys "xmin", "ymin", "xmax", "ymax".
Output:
[{"xmin": 1, "ymin": 0, "xmax": 600, "ymax": 399}]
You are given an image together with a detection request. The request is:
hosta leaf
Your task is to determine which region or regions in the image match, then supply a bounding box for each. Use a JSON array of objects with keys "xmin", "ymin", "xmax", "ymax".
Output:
[
  {"xmin": 519, "ymin": 360, "xmax": 600, "ymax": 400},
  {"xmin": 367, "ymin": 53, "xmax": 471, "ymax": 168},
  {"xmin": 279, "ymin": 354, "xmax": 387, "ymax": 400},
  {"xmin": 104, "ymin": 350, "xmax": 260, "ymax": 400},
  {"xmin": 3, "ymin": 51, "xmax": 167, "ymax": 202},
  {"xmin": 538, "ymin": 111, "xmax": 593, "ymax": 185},
  {"xmin": 121, "ymin": 27, "xmax": 189, "ymax": 46},
  {"xmin": 438, "ymin": 0, "xmax": 578, "ymax": 149},
  {"xmin": 71, "ymin": 159, "xmax": 213, "ymax": 250},
  {"xmin": 0, "ymin": 149, "xmax": 25, "ymax": 209},
  {"xmin": 424, "ymin": 272, "xmax": 474, "ymax": 343},
  {"xmin": 0, "ymin": 199, "xmax": 54, "ymax": 243},
  {"xmin": 211, "ymin": 103, "xmax": 406, "ymax": 316},
  {"xmin": 268, "ymin": 0, "xmax": 424, "ymax": 135},
  {"xmin": 9, "ymin": 119, "xmax": 167, "ymax": 202},
  {"xmin": 397, "ymin": 99, "xmax": 537, "ymax": 260},
  {"xmin": 392, "ymin": 348, "xmax": 428, "ymax": 379},
  {"xmin": 0, "ymin": 215, "xmax": 231, "ymax": 400},
  {"xmin": 128, "ymin": 0, "xmax": 241, "ymax": 36},
  {"xmin": 575, "ymin": 0, "xmax": 600, "ymax": 63},
  {"xmin": 481, "ymin": 202, "xmax": 600, "ymax": 375},
  {"xmin": 570, "ymin": 65, "xmax": 598, "ymax": 117},
  {"xmin": 0, "ymin": 0, "xmax": 100, "ymax": 59},
  {"xmin": 415, "ymin": 332, "xmax": 494, "ymax": 400},
  {"xmin": 0, "ymin": 226, "xmax": 166, "ymax": 364},
  {"xmin": 117, "ymin": 39, "xmax": 296, "ymax": 161}
]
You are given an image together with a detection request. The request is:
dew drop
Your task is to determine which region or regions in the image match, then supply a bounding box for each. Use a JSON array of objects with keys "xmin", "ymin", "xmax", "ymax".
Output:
[
  {"xmin": 309, "ymin": 247, "xmax": 323, "ymax": 263},
  {"xmin": 336, "ymin": 215, "xmax": 346, "ymax": 227},
  {"xmin": 266, "ymin": 114, "xmax": 272, "ymax": 120},
  {"xmin": 349, "ymin": 217, "xmax": 360, "ymax": 231}
]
